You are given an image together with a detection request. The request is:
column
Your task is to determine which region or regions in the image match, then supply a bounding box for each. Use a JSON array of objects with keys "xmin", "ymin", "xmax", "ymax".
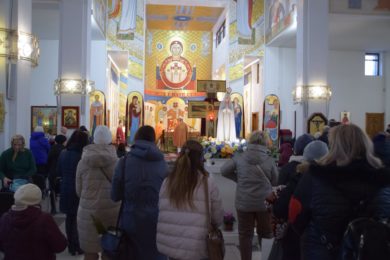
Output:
[
  {"xmin": 295, "ymin": 0, "xmax": 330, "ymax": 135},
  {"xmin": 0, "ymin": 0, "xmax": 33, "ymax": 149},
  {"xmin": 56, "ymin": 0, "xmax": 93, "ymax": 133}
]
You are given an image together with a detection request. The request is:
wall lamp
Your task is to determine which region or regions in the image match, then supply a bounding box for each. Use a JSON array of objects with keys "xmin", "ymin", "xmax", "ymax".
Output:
[
  {"xmin": 292, "ymin": 85, "xmax": 332, "ymax": 103},
  {"xmin": 0, "ymin": 28, "xmax": 40, "ymax": 67},
  {"xmin": 54, "ymin": 79, "xmax": 95, "ymax": 95}
]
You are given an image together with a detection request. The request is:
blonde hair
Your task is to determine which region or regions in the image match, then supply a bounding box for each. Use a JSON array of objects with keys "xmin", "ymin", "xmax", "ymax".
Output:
[
  {"xmin": 166, "ymin": 140, "xmax": 207, "ymax": 209},
  {"xmin": 248, "ymin": 130, "xmax": 267, "ymax": 146},
  {"xmin": 318, "ymin": 124, "xmax": 383, "ymax": 168}
]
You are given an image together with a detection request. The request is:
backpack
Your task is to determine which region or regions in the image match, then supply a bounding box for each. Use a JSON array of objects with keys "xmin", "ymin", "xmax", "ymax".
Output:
[{"xmin": 341, "ymin": 217, "xmax": 390, "ymax": 260}]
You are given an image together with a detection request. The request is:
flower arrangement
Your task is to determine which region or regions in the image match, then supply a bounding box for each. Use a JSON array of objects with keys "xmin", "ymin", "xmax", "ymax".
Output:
[
  {"xmin": 223, "ymin": 212, "xmax": 236, "ymax": 225},
  {"xmin": 201, "ymin": 137, "xmax": 247, "ymax": 160}
]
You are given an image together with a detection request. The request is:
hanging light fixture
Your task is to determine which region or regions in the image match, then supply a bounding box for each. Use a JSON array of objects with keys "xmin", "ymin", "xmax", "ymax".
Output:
[
  {"xmin": 292, "ymin": 85, "xmax": 332, "ymax": 103},
  {"xmin": 0, "ymin": 28, "xmax": 40, "ymax": 67},
  {"xmin": 54, "ymin": 79, "xmax": 95, "ymax": 95}
]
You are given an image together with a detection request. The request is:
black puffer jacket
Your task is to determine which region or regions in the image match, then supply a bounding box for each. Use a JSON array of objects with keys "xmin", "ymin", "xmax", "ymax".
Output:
[{"xmin": 289, "ymin": 160, "xmax": 390, "ymax": 260}]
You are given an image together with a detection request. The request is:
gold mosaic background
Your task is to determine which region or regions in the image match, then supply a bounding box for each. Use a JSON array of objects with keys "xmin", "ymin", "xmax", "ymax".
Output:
[{"xmin": 145, "ymin": 30, "xmax": 212, "ymax": 96}]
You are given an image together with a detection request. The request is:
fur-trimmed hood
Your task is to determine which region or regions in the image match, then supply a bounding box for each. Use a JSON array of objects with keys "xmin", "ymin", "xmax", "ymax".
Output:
[{"xmin": 309, "ymin": 160, "xmax": 390, "ymax": 199}]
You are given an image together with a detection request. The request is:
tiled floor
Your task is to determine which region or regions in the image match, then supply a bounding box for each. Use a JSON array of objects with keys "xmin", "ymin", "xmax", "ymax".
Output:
[{"xmin": 50, "ymin": 158, "xmax": 273, "ymax": 259}]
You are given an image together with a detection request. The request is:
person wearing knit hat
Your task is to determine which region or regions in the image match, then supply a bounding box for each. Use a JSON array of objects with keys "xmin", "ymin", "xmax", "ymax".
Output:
[
  {"xmin": 293, "ymin": 133, "xmax": 315, "ymax": 155},
  {"xmin": 303, "ymin": 140, "xmax": 329, "ymax": 162},
  {"xmin": 93, "ymin": 125, "xmax": 112, "ymax": 145},
  {"xmin": 76, "ymin": 125, "xmax": 119, "ymax": 258},
  {"xmin": 13, "ymin": 183, "xmax": 42, "ymax": 208},
  {"xmin": 0, "ymin": 183, "xmax": 67, "ymax": 259},
  {"xmin": 54, "ymin": 134, "xmax": 67, "ymax": 145}
]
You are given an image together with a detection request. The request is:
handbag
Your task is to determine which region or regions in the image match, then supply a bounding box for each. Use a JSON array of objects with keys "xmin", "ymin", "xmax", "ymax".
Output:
[
  {"xmin": 204, "ymin": 176, "xmax": 225, "ymax": 260},
  {"xmin": 101, "ymin": 154, "xmax": 132, "ymax": 260}
]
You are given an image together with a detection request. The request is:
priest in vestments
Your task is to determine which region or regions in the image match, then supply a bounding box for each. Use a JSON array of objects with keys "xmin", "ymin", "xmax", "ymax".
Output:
[{"xmin": 173, "ymin": 118, "xmax": 188, "ymax": 153}]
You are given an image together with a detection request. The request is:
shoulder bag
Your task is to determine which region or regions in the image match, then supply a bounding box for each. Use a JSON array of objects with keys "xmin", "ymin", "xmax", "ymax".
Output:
[
  {"xmin": 204, "ymin": 175, "xmax": 225, "ymax": 260},
  {"xmin": 101, "ymin": 154, "xmax": 134, "ymax": 260}
]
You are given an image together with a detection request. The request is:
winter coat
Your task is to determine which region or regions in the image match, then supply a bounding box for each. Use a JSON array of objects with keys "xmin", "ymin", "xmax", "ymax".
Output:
[
  {"xmin": 278, "ymin": 143, "xmax": 293, "ymax": 167},
  {"xmin": 47, "ymin": 143, "xmax": 65, "ymax": 179},
  {"xmin": 289, "ymin": 160, "xmax": 390, "ymax": 260},
  {"xmin": 0, "ymin": 148, "xmax": 36, "ymax": 180},
  {"xmin": 157, "ymin": 175, "xmax": 224, "ymax": 260},
  {"xmin": 221, "ymin": 144, "xmax": 278, "ymax": 212},
  {"xmin": 111, "ymin": 140, "xmax": 168, "ymax": 260},
  {"xmin": 58, "ymin": 144, "xmax": 83, "ymax": 215},
  {"xmin": 0, "ymin": 206, "xmax": 67, "ymax": 260},
  {"xmin": 30, "ymin": 132, "xmax": 50, "ymax": 165},
  {"xmin": 76, "ymin": 144, "xmax": 120, "ymax": 253}
]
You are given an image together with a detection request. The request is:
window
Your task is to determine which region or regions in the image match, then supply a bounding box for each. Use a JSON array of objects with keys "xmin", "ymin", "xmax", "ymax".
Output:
[
  {"xmin": 216, "ymin": 21, "xmax": 226, "ymax": 47},
  {"xmin": 365, "ymin": 53, "xmax": 380, "ymax": 76}
]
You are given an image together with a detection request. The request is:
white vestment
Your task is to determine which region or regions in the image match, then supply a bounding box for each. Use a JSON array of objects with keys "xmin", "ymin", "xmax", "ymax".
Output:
[{"xmin": 217, "ymin": 93, "xmax": 237, "ymax": 142}]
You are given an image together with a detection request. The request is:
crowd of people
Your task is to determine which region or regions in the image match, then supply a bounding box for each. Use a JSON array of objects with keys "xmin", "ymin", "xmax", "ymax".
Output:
[{"xmin": 0, "ymin": 121, "xmax": 389, "ymax": 260}]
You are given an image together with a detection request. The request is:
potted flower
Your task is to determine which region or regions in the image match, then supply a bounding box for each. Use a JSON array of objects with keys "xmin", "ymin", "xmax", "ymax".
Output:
[{"xmin": 223, "ymin": 212, "xmax": 236, "ymax": 231}]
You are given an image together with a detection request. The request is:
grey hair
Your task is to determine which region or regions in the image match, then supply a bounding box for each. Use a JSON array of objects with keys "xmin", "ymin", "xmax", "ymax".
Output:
[{"xmin": 248, "ymin": 131, "xmax": 267, "ymax": 145}]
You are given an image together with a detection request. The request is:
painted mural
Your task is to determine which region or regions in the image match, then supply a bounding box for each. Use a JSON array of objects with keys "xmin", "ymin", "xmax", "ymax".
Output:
[
  {"xmin": 107, "ymin": 0, "xmax": 144, "ymax": 80},
  {"xmin": 330, "ymin": 0, "xmax": 390, "ymax": 14},
  {"xmin": 263, "ymin": 94, "xmax": 280, "ymax": 148},
  {"xmin": 265, "ymin": 0, "xmax": 297, "ymax": 43},
  {"xmin": 145, "ymin": 30, "xmax": 212, "ymax": 100},
  {"xmin": 127, "ymin": 91, "xmax": 143, "ymax": 144},
  {"xmin": 231, "ymin": 92, "xmax": 244, "ymax": 138},
  {"xmin": 89, "ymin": 90, "xmax": 106, "ymax": 135},
  {"xmin": 229, "ymin": 0, "xmax": 265, "ymax": 82},
  {"xmin": 92, "ymin": 0, "xmax": 107, "ymax": 36}
]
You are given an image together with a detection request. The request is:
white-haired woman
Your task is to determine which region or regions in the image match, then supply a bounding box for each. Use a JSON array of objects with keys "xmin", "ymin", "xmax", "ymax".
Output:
[
  {"xmin": 221, "ymin": 130, "xmax": 278, "ymax": 260},
  {"xmin": 76, "ymin": 126, "xmax": 120, "ymax": 260},
  {"xmin": 289, "ymin": 124, "xmax": 390, "ymax": 260}
]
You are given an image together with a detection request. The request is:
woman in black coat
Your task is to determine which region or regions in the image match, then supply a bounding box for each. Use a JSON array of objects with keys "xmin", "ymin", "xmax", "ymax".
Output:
[
  {"xmin": 57, "ymin": 130, "xmax": 89, "ymax": 256},
  {"xmin": 47, "ymin": 134, "xmax": 66, "ymax": 214},
  {"xmin": 289, "ymin": 124, "xmax": 390, "ymax": 260}
]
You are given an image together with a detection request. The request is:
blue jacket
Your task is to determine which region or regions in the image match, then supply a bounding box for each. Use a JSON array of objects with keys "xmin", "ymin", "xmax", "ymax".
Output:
[
  {"xmin": 30, "ymin": 132, "xmax": 50, "ymax": 165},
  {"xmin": 111, "ymin": 140, "xmax": 168, "ymax": 260},
  {"xmin": 290, "ymin": 160, "xmax": 390, "ymax": 260},
  {"xmin": 58, "ymin": 144, "xmax": 83, "ymax": 215}
]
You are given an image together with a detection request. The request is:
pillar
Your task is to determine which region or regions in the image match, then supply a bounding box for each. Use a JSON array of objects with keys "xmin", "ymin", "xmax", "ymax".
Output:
[
  {"xmin": 0, "ymin": 0, "xmax": 33, "ymax": 149},
  {"xmin": 295, "ymin": 0, "xmax": 330, "ymax": 135},
  {"xmin": 57, "ymin": 0, "xmax": 93, "ymax": 133}
]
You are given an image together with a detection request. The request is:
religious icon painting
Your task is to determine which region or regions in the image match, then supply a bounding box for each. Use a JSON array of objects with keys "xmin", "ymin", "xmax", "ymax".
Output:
[
  {"xmin": 62, "ymin": 106, "xmax": 79, "ymax": 129},
  {"xmin": 31, "ymin": 106, "xmax": 57, "ymax": 135},
  {"xmin": 89, "ymin": 90, "xmax": 106, "ymax": 135},
  {"xmin": 165, "ymin": 97, "xmax": 186, "ymax": 132},
  {"xmin": 263, "ymin": 94, "xmax": 280, "ymax": 148},
  {"xmin": 127, "ymin": 91, "xmax": 144, "ymax": 144},
  {"xmin": 231, "ymin": 93, "xmax": 244, "ymax": 139},
  {"xmin": 307, "ymin": 113, "xmax": 328, "ymax": 136},
  {"xmin": 340, "ymin": 112, "xmax": 350, "ymax": 124}
]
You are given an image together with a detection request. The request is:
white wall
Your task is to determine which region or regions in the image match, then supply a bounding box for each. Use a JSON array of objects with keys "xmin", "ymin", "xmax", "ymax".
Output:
[
  {"xmin": 264, "ymin": 47, "xmax": 297, "ymax": 133},
  {"xmin": 31, "ymin": 40, "xmax": 59, "ymax": 106},
  {"xmin": 385, "ymin": 52, "xmax": 390, "ymax": 125},
  {"xmin": 91, "ymin": 41, "xmax": 107, "ymax": 92},
  {"xmin": 328, "ymin": 50, "xmax": 385, "ymax": 128},
  {"xmin": 264, "ymin": 47, "xmax": 388, "ymax": 135}
]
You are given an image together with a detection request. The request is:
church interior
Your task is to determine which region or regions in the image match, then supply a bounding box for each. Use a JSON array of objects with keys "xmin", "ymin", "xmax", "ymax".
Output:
[{"xmin": 0, "ymin": 0, "xmax": 390, "ymax": 259}]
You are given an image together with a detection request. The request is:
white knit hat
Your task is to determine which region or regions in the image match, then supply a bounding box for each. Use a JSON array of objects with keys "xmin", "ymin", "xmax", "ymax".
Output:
[
  {"xmin": 34, "ymin": 126, "xmax": 44, "ymax": 133},
  {"xmin": 93, "ymin": 125, "xmax": 112, "ymax": 145},
  {"xmin": 14, "ymin": 184, "xmax": 42, "ymax": 207}
]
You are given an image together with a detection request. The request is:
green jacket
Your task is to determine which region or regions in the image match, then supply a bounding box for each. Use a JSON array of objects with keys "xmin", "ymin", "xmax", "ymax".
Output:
[{"xmin": 0, "ymin": 148, "xmax": 37, "ymax": 180}]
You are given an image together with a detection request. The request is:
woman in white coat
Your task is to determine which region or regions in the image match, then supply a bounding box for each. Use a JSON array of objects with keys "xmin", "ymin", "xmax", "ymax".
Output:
[
  {"xmin": 157, "ymin": 140, "xmax": 224, "ymax": 260},
  {"xmin": 76, "ymin": 126, "xmax": 120, "ymax": 260}
]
